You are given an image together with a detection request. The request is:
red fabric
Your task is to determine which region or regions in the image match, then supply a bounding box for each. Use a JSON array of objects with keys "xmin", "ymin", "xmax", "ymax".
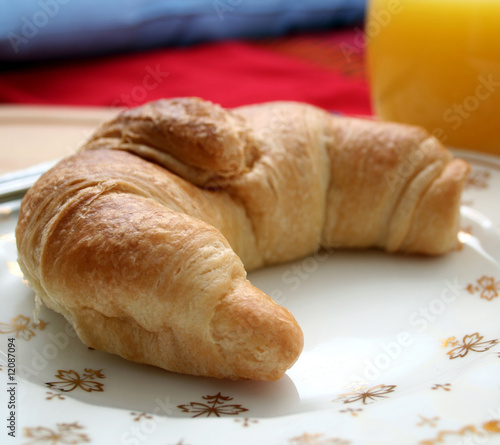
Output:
[{"xmin": 0, "ymin": 28, "xmax": 372, "ymax": 115}]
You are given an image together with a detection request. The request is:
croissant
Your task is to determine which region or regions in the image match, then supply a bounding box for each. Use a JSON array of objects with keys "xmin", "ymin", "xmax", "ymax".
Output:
[{"xmin": 15, "ymin": 98, "xmax": 469, "ymax": 381}]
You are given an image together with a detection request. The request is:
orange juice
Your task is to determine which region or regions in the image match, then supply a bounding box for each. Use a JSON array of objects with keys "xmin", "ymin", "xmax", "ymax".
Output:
[{"xmin": 366, "ymin": 0, "xmax": 500, "ymax": 154}]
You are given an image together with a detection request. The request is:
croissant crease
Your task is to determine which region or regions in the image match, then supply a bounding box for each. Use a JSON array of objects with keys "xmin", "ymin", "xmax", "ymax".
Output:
[{"xmin": 15, "ymin": 98, "xmax": 469, "ymax": 380}]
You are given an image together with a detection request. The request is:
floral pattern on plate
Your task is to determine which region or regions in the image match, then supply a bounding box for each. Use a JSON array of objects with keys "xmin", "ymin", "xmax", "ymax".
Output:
[{"xmin": 0, "ymin": 148, "xmax": 499, "ymax": 445}]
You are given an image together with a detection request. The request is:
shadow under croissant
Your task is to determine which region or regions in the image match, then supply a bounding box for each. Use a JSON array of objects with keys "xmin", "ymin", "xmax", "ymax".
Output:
[
  {"xmin": 23, "ymin": 302, "xmax": 302, "ymax": 418},
  {"xmin": 18, "ymin": 243, "xmax": 468, "ymax": 420}
]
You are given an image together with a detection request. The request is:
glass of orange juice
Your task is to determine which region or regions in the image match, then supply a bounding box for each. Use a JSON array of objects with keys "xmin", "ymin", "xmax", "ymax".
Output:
[{"xmin": 366, "ymin": 0, "xmax": 500, "ymax": 154}]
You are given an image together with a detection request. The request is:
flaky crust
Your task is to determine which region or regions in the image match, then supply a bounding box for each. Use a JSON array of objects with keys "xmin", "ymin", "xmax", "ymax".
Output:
[{"xmin": 15, "ymin": 98, "xmax": 469, "ymax": 380}]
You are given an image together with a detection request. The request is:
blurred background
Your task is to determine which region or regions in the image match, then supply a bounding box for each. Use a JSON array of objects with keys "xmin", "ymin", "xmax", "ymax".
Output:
[
  {"xmin": 2, "ymin": 0, "xmax": 498, "ymax": 173},
  {"xmin": 0, "ymin": 0, "xmax": 369, "ymax": 114}
]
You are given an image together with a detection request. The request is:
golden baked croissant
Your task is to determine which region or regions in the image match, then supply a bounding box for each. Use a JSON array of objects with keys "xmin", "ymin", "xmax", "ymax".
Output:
[{"xmin": 15, "ymin": 98, "xmax": 469, "ymax": 381}]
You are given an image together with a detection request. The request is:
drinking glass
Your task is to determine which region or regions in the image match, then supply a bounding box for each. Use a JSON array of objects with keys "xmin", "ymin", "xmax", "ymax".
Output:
[{"xmin": 366, "ymin": 0, "xmax": 500, "ymax": 154}]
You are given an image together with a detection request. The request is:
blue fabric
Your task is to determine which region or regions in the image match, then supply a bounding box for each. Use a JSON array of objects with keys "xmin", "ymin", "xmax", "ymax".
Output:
[{"xmin": 0, "ymin": 0, "xmax": 366, "ymax": 62}]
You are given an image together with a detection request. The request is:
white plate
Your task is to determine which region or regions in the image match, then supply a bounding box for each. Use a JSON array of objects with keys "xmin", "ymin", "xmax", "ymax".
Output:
[{"xmin": 1, "ymin": 148, "xmax": 500, "ymax": 445}]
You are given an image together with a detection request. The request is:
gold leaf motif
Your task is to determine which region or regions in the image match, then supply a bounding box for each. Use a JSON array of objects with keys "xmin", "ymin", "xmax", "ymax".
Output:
[
  {"xmin": 46, "ymin": 368, "xmax": 105, "ymax": 393},
  {"xmin": 177, "ymin": 392, "xmax": 248, "ymax": 418},
  {"xmin": 466, "ymin": 275, "xmax": 500, "ymax": 300},
  {"xmin": 234, "ymin": 417, "xmax": 259, "ymax": 427},
  {"xmin": 0, "ymin": 314, "xmax": 47, "ymax": 341},
  {"xmin": 420, "ymin": 420, "xmax": 500, "ymax": 445},
  {"xmin": 334, "ymin": 384, "xmax": 396, "ymax": 405},
  {"xmin": 46, "ymin": 391, "xmax": 65, "ymax": 401},
  {"xmin": 431, "ymin": 383, "xmax": 451, "ymax": 391},
  {"xmin": 23, "ymin": 422, "xmax": 90, "ymax": 444},
  {"xmin": 465, "ymin": 168, "xmax": 491, "ymax": 189},
  {"xmin": 420, "ymin": 425, "xmax": 478, "ymax": 445},
  {"xmin": 339, "ymin": 407, "xmax": 363, "ymax": 416},
  {"xmin": 288, "ymin": 432, "xmax": 351, "ymax": 445},
  {"xmin": 417, "ymin": 415, "xmax": 440, "ymax": 427},
  {"xmin": 484, "ymin": 420, "xmax": 500, "ymax": 433},
  {"xmin": 440, "ymin": 337, "xmax": 459, "ymax": 348},
  {"xmin": 130, "ymin": 412, "xmax": 153, "ymax": 422},
  {"xmin": 445, "ymin": 333, "xmax": 499, "ymax": 359}
]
